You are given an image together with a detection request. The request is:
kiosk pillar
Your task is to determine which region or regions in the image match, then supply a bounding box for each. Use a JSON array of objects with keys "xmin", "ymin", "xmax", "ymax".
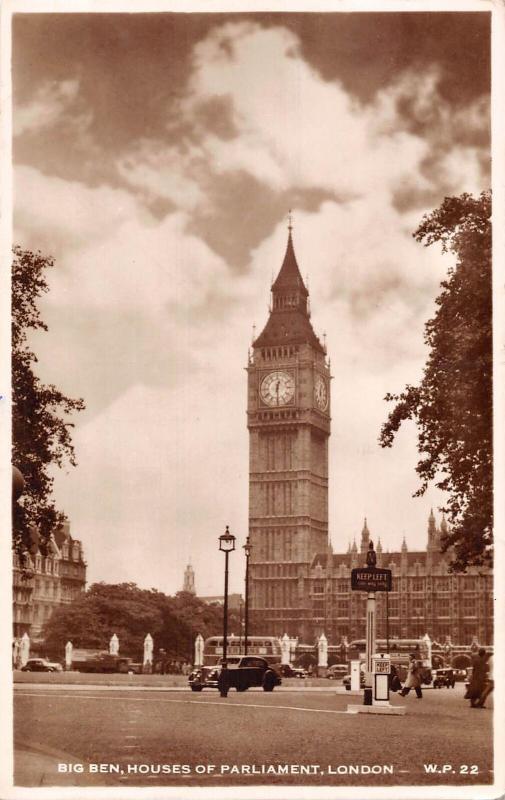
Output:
[{"xmin": 364, "ymin": 591, "xmax": 376, "ymax": 705}]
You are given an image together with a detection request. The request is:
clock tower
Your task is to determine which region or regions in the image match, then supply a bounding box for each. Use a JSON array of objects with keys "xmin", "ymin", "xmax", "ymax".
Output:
[{"xmin": 247, "ymin": 224, "xmax": 331, "ymax": 641}]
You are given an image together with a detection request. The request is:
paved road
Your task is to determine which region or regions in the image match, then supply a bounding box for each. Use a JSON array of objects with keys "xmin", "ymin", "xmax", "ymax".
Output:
[{"xmin": 14, "ymin": 683, "xmax": 492, "ymax": 788}]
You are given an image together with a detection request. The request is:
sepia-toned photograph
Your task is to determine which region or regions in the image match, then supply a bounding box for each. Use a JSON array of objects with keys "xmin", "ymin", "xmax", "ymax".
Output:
[{"xmin": 2, "ymin": 1, "xmax": 501, "ymax": 798}]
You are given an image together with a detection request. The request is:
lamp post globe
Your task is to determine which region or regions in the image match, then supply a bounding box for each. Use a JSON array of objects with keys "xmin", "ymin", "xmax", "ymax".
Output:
[
  {"xmin": 218, "ymin": 525, "xmax": 236, "ymax": 697},
  {"xmin": 219, "ymin": 525, "xmax": 236, "ymax": 554}
]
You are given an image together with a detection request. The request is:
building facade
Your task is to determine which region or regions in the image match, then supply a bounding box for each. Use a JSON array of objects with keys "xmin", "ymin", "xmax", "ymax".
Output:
[
  {"xmin": 306, "ymin": 514, "xmax": 493, "ymax": 647},
  {"xmin": 247, "ymin": 228, "xmax": 493, "ymax": 647},
  {"xmin": 13, "ymin": 519, "xmax": 87, "ymax": 640},
  {"xmin": 247, "ymin": 226, "xmax": 331, "ymax": 641}
]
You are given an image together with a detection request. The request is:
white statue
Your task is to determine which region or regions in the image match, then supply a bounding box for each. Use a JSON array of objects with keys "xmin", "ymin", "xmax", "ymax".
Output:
[
  {"xmin": 422, "ymin": 632, "xmax": 432, "ymax": 668},
  {"xmin": 281, "ymin": 633, "xmax": 291, "ymax": 665},
  {"xmin": 318, "ymin": 633, "xmax": 328, "ymax": 668},
  {"xmin": 194, "ymin": 634, "xmax": 204, "ymax": 666},
  {"xmin": 143, "ymin": 633, "xmax": 154, "ymax": 667},
  {"xmin": 20, "ymin": 632, "xmax": 30, "ymax": 667},
  {"xmin": 13, "ymin": 638, "xmax": 20, "ymax": 669},
  {"xmin": 65, "ymin": 641, "xmax": 73, "ymax": 670},
  {"xmin": 289, "ymin": 637, "xmax": 298, "ymax": 663},
  {"xmin": 109, "ymin": 633, "xmax": 119, "ymax": 655}
]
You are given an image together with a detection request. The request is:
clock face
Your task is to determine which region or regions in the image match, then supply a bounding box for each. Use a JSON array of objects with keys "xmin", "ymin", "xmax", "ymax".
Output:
[
  {"xmin": 260, "ymin": 371, "xmax": 295, "ymax": 407},
  {"xmin": 314, "ymin": 375, "xmax": 328, "ymax": 411}
]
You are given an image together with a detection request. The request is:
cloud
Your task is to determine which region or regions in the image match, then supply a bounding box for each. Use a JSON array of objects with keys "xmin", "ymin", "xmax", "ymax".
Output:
[
  {"xmin": 13, "ymin": 20, "xmax": 487, "ymax": 593},
  {"xmin": 14, "ymin": 79, "xmax": 92, "ymax": 139}
]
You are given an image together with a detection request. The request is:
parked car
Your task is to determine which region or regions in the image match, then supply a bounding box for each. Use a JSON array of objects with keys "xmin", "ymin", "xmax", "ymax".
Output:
[
  {"xmin": 279, "ymin": 664, "xmax": 306, "ymax": 679},
  {"xmin": 326, "ymin": 664, "xmax": 348, "ymax": 680},
  {"xmin": 453, "ymin": 668, "xmax": 468, "ymax": 682},
  {"xmin": 78, "ymin": 653, "xmax": 132, "ymax": 673},
  {"xmin": 21, "ymin": 658, "xmax": 62, "ymax": 673},
  {"xmin": 188, "ymin": 656, "xmax": 282, "ymax": 693},
  {"xmin": 432, "ymin": 668, "xmax": 455, "ymax": 689}
]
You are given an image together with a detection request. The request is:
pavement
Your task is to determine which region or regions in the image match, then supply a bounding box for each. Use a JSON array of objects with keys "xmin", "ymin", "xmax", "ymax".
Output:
[
  {"xmin": 14, "ymin": 742, "xmax": 122, "ymax": 787},
  {"xmin": 11, "ymin": 680, "xmax": 493, "ymax": 790}
]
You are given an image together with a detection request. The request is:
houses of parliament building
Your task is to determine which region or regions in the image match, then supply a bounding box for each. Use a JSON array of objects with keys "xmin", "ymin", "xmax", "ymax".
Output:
[{"xmin": 246, "ymin": 225, "xmax": 492, "ymax": 647}]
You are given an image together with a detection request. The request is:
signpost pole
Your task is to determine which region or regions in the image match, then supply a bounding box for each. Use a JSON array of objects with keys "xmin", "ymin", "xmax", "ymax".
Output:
[
  {"xmin": 364, "ymin": 590, "xmax": 376, "ymax": 705},
  {"xmin": 386, "ymin": 589, "xmax": 390, "ymax": 653},
  {"xmin": 347, "ymin": 542, "xmax": 405, "ymax": 715}
]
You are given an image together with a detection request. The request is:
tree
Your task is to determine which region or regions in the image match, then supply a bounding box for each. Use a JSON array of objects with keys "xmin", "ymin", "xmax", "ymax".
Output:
[
  {"xmin": 41, "ymin": 584, "xmax": 238, "ymax": 662},
  {"xmin": 379, "ymin": 191, "xmax": 492, "ymax": 572},
  {"xmin": 12, "ymin": 246, "xmax": 85, "ymax": 554},
  {"xmin": 42, "ymin": 582, "xmax": 192, "ymax": 660}
]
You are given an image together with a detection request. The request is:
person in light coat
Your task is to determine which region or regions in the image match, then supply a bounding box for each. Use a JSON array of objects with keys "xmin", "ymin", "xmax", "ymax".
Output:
[{"xmin": 399, "ymin": 654, "xmax": 423, "ymax": 699}]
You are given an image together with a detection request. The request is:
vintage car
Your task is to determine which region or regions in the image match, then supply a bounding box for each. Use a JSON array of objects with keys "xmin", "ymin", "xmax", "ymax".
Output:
[
  {"xmin": 188, "ymin": 656, "xmax": 282, "ymax": 692},
  {"xmin": 279, "ymin": 664, "xmax": 307, "ymax": 679},
  {"xmin": 77, "ymin": 653, "xmax": 134, "ymax": 673},
  {"xmin": 432, "ymin": 668, "xmax": 456, "ymax": 688},
  {"xmin": 21, "ymin": 658, "xmax": 63, "ymax": 672},
  {"xmin": 326, "ymin": 664, "xmax": 348, "ymax": 680}
]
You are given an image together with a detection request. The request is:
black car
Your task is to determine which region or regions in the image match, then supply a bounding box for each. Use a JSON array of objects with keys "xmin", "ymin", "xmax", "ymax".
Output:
[
  {"xmin": 21, "ymin": 658, "xmax": 63, "ymax": 673},
  {"xmin": 279, "ymin": 664, "xmax": 307, "ymax": 679},
  {"xmin": 432, "ymin": 668, "xmax": 456, "ymax": 688},
  {"xmin": 189, "ymin": 656, "xmax": 282, "ymax": 692},
  {"xmin": 326, "ymin": 664, "xmax": 348, "ymax": 680}
]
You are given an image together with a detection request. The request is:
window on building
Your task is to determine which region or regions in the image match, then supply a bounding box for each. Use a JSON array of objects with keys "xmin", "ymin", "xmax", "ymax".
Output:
[
  {"xmin": 388, "ymin": 598, "xmax": 399, "ymax": 617},
  {"xmin": 462, "ymin": 595, "xmax": 477, "ymax": 617},
  {"xmin": 412, "ymin": 578, "xmax": 424, "ymax": 592},
  {"xmin": 462, "ymin": 623, "xmax": 477, "ymax": 643},
  {"xmin": 337, "ymin": 600, "xmax": 349, "ymax": 617},
  {"xmin": 437, "ymin": 578, "xmax": 450, "ymax": 591},
  {"xmin": 313, "ymin": 582, "xmax": 324, "ymax": 594},
  {"xmin": 436, "ymin": 600, "xmax": 449, "ymax": 617}
]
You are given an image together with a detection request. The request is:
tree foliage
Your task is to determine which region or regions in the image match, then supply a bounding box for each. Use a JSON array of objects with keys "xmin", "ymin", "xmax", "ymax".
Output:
[
  {"xmin": 12, "ymin": 247, "xmax": 85, "ymax": 552},
  {"xmin": 379, "ymin": 191, "xmax": 492, "ymax": 571},
  {"xmin": 41, "ymin": 583, "xmax": 240, "ymax": 661}
]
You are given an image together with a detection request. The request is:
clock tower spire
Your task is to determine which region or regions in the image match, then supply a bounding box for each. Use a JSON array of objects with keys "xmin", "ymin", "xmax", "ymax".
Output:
[{"xmin": 247, "ymin": 222, "xmax": 331, "ymax": 641}]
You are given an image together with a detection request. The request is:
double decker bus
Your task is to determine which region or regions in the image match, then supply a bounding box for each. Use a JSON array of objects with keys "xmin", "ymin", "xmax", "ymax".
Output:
[
  {"xmin": 347, "ymin": 638, "xmax": 431, "ymax": 669},
  {"xmin": 203, "ymin": 635, "xmax": 282, "ymax": 666}
]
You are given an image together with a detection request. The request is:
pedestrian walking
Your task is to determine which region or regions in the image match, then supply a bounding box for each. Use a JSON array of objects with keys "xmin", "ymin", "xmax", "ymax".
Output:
[
  {"xmin": 389, "ymin": 663, "xmax": 402, "ymax": 693},
  {"xmin": 477, "ymin": 654, "xmax": 493, "ymax": 708},
  {"xmin": 465, "ymin": 648, "xmax": 488, "ymax": 708},
  {"xmin": 399, "ymin": 654, "xmax": 423, "ymax": 698}
]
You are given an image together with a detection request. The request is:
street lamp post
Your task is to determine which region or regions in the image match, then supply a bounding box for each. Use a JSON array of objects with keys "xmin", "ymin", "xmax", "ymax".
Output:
[
  {"xmin": 218, "ymin": 525, "xmax": 236, "ymax": 697},
  {"xmin": 243, "ymin": 536, "xmax": 252, "ymax": 655}
]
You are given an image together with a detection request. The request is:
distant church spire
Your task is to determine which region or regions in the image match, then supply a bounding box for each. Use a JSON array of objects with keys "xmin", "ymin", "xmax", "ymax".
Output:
[{"xmin": 183, "ymin": 562, "xmax": 196, "ymax": 595}]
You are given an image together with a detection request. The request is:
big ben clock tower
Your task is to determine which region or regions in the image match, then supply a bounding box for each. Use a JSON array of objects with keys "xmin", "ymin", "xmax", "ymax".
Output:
[{"xmin": 247, "ymin": 222, "xmax": 331, "ymax": 641}]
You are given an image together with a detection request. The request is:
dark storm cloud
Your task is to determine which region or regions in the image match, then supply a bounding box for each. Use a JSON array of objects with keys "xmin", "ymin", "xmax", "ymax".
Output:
[
  {"xmin": 13, "ymin": 11, "xmax": 490, "ymax": 269},
  {"xmin": 13, "ymin": 11, "xmax": 490, "ymax": 171},
  {"xmin": 187, "ymin": 174, "xmax": 338, "ymax": 269}
]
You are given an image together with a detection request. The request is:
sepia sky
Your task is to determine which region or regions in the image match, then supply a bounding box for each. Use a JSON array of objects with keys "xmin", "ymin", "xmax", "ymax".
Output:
[{"xmin": 11, "ymin": 9, "xmax": 491, "ymax": 596}]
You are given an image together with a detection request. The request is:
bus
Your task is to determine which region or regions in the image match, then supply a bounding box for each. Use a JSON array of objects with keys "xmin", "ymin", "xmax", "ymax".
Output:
[
  {"xmin": 203, "ymin": 635, "xmax": 282, "ymax": 666},
  {"xmin": 347, "ymin": 638, "xmax": 431, "ymax": 668}
]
